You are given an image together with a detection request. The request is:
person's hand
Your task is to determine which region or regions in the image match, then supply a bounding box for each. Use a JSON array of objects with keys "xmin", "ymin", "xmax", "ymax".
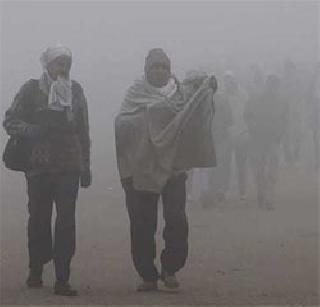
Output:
[
  {"xmin": 209, "ymin": 75, "xmax": 218, "ymax": 93},
  {"xmin": 6, "ymin": 120, "xmax": 28, "ymax": 136},
  {"xmin": 80, "ymin": 169, "xmax": 92, "ymax": 188},
  {"xmin": 6, "ymin": 120, "xmax": 47, "ymax": 138}
]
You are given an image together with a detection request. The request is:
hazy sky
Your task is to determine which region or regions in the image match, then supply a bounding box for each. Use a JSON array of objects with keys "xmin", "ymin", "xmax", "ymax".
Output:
[
  {"xmin": 1, "ymin": 1, "xmax": 318, "ymax": 183},
  {"xmin": 1, "ymin": 1, "xmax": 318, "ymax": 106}
]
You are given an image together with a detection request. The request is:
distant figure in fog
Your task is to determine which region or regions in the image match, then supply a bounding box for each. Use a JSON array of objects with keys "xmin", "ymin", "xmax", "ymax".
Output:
[
  {"xmin": 306, "ymin": 63, "xmax": 320, "ymax": 170},
  {"xmin": 204, "ymin": 81, "xmax": 233, "ymax": 207},
  {"xmin": 3, "ymin": 45, "xmax": 91, "ymax": 296},
  {"xmin": 281, "ymin": 60, "xmax": 304, "ymax": 167},
  {"xmin": 221, "ymin": 71, "xmax": 249, "ymax": 201},
  {"xmin": 115, "ymin": 49, "xmax": 217, "ymax": 291},
  {"xmin": 244, "ymin": 74, "xmax": 288, "ymax": 209},
  {"xmin": 246, "ymin": 65, "xmax": 264, "ymax": 99}
]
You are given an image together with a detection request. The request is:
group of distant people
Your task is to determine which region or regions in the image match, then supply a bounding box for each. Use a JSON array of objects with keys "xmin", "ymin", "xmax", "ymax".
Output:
[
  {"xmin": 3, "ymin": 44, "xmax": 319, "ymax": 297},
  {"xmin": 188, "ymin": 60, "xmax": 320, "ymax": 211}
]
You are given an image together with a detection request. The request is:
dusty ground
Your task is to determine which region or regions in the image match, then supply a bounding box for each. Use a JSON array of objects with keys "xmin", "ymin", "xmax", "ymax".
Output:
[{"xmin": 0, "ymin": 164, "xmax": 319, "ymax": 306}]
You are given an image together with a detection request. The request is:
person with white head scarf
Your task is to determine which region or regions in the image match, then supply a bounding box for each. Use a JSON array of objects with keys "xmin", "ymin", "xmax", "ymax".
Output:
[
  {"xmin": 39, "ymin": 45, "xmax": 73, "ymax": 115},
  {"xmin": 3, "ymin": 44, "xmax": 91, "ymax": 296}
]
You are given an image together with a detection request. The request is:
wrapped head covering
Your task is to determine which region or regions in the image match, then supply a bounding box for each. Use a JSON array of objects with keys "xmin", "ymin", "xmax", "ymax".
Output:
[
  {"xmin": 144, "ymin": 48, "xmax": 170, "ymax": 73},
  {"xmin": 40, "ymin": 45, "xmax": 72, "ymax": 69},
  {"xmin": 224, "ymin": 70, "xmax": 235, "ymax": 79},
  {"xmin": 265, "ymin": 74, "xmax": 281, "ymax": 91},
  {"xmin": 39, "ymin": 45, "xmax": 73, "ymax": 114}
]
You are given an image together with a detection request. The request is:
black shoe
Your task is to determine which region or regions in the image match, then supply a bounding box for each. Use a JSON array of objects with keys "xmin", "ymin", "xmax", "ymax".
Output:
[
  {"xmin": 216, "ymin": 191, "xmax": 226, "ymax": 203},
  {"xmin": 160, "ymin": 270, "xmax": 180, "ymax": 290},
  {"xmin": 26, "ymin": 274, "xmax": 43, "ymax": 288},
  {"xmin": 264, "ymin": 200, "xmax": 275, "ymax": 211},
  {"xmin": 54, "ymin": 281, "xmax": 78, "ymax": 296},
  {"xmin": 137, "ymin": 280, "xmax": 158, "ymax": 292},
  {"xmin": 26, "ymin": 267, "xmax": 43, "ymax": 288}
]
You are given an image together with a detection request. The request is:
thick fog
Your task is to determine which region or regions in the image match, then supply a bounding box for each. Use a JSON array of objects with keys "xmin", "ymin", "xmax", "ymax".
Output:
[
  {"xmin": 0, "ymin": 2, "xmax": 319, "ymax": 304},
  {"xmin": 1, "ymin": 1, "xmax": 318, "ymax": 189}
]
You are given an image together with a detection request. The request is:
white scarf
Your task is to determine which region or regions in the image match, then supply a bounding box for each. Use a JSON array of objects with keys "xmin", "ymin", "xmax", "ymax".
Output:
[
  {"xmin": 48, "ymin": 75, "xmax": 72, "ymax": 111},
  {"xmin": 39, "ymin": 45, "xmax": 73, "ymax": 112},
  {"xmin": 144, "ymin": 77, "xmax": 177, "ymax": 99}
]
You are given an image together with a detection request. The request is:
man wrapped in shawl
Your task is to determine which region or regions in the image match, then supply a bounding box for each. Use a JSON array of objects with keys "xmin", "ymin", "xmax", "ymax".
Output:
[
  {"xmin": 3, "ymin": 45, "xmax": 91, "ymax": 296},
  {"xmin": 115, "ymin": 48, "xmax": 217, "ymax": 291}
]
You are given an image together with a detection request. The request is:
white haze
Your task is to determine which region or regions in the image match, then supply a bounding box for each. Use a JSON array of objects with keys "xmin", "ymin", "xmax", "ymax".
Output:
[{"xmin": 0, "ymin": 0, "xmax": 318, "ymax": 188}]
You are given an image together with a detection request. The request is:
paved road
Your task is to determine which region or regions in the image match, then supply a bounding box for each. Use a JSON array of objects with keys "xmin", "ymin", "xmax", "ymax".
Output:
[{"xmin": 0, "ymin": 166, "xmax": 318, "ymax": 306}]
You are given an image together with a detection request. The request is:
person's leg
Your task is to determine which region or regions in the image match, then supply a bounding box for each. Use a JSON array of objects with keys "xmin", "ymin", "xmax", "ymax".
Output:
[
  {"xmin": 53, "ymin": 172, "xmax": 79, "ymax": 295},
  {"xmin": 293, "ymin": 117, "xmax": 303, "ymax": 164},
  {"xmin": 250, "ymin": 141, "xmax": 266, "ymax": 208},
  {"xmin": 200, "ymin": 168, "xmax": 215, "ymax": 208},
  {"xmin": 235, "ymin": 136, "xmax": 248, "ymax": 199},
  {"xmin": 266, "ymin": 145, "xmax": 280, "ymax": 209},
  {"xmin": 218, "ymin": 139, "xmax": 232, "ymax": 200},
  {"xmin": 122, "ymin": 178, "xmax": 159, "ymax": 284},
  {"xmin": 313, "ymin": 129, "xmax": 319, "ymax": 170},
  {"xmin": 161, "ymin": 173, "xmax": 188, "ymax": 277},
  {"xmin": 185, "ymin": 170, "xmax": 194, "ymax": 202},
  {"xmin": 282, "ymin": 130, "xmax": 293, "ymax": 166},
  {"xmin": 26, "ymin": 174, "xmax": 54, "ymax": 287},
  {"xmin": 258, "ymin": 155, "xmax": 267, "ymax": 208}
]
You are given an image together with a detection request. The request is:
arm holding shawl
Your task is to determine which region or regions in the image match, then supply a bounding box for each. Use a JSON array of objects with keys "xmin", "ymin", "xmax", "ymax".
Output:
[{"xmin": 147, "ymin": 75, "xmax": 217, "ymax": 172}]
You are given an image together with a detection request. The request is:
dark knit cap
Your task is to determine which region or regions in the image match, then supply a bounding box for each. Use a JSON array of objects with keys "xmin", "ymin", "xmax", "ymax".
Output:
[{"xmin": 144, "ymin": 48, "xmax": 171, "ymax": 73}]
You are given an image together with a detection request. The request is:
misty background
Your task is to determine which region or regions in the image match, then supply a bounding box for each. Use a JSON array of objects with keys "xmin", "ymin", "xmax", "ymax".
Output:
[
  {"xmin": 0, "ymin": 1, "xmax": 319, "ymax": 305},
  {"xmin": 1, "ymin": 1, "xmax": 318, "ymax": 192}
]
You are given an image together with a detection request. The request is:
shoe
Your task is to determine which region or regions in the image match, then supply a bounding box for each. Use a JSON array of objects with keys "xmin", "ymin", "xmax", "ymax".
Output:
[
  {"xmin": 26, "ymin": 274, "xmax": 43, "ymax": 288},
  {"xmin": 160, "ymin": 271, "xmax": 180, "ymax": 290},
  {"xmin": 26, "ymin": 267, "xmax": 43, "ymax": 288},
  {"xmin": 216, "ymin": 191, "xmax": 226, "ymax": 203},
  {"xmin": 240, "ymin": 193, "xmax": 247, "ymax": 202},
  {"xmin": 137, "ymin": 280, "xmax": 158, "ymax": 292},
  {"xmin": 54, "ymin": 281, "xmax": 78, "ymax": 296},
  {"xmin": 264, "ymin": 200, "xmax": 275, "ymax": 211}
]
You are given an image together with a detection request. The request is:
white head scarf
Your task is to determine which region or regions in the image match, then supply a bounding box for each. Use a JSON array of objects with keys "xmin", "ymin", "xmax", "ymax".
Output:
[
  {"xmin": 40, "ymin": 45, "xmax": 72, "ymax": 69},
  {"xmin": 145, "ymin": 76, "xmax": 177, "ymax": 99},
  {"xmin": 39, "ymin": 45, "xmax": 73, "ymax": 112}
]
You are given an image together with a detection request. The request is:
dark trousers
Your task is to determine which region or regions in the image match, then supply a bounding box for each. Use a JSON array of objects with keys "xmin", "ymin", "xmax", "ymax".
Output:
[
  {"xmin": 26, "ymin": 172, "xmax": 79, "ymax": 282},
  {"xmin": 122, "ymin": 174, "xmax": 188, "ymax": 282}
]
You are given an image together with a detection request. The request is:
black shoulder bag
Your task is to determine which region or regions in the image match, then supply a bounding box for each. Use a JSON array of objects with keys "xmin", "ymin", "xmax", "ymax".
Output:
[
  {"xmin": 2, "ymin": 80, "xmax": 39, "ymax": 172},
  {"xmin": 2, "ymin": 136, "xmax": 33, "ymax": 172}
]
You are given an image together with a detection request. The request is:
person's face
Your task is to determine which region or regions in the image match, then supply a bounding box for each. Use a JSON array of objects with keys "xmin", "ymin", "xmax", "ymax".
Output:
[
  {"xmin": 265, "ymin": 76, "xmax": 280, "ymax": 93},
  {"xmin": 284, "ymin": 62, "xmax": 296, "ymax": 78},
  {"xmin": 47, "ymin": 55, "xmax": 71, "ymax": 80},
  {"xmin": 253, "ymin": 70, "xmax": 264, "ymax": 87},
  {"xmin": 224, "ymin": 75, "xmax": 237, "ymax": 93},
  {"xmin": 146, "ymin": 63, "xmax": 171, "ymax": 88}
]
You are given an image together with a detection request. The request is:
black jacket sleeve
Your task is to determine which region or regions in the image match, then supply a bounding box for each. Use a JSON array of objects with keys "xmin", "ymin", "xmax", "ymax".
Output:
[
  {"xmin": 3, "ymin": 79, "xmax": 43, "ymax": 138},
  {"xmin": 75, "ymin": 83, "xmax": 91, "ymax": 171}
]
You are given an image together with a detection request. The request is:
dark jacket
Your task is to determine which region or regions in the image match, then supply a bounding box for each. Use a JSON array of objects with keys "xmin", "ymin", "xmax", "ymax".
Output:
[{"xmin": 3, "ymin": 79, "xmax": 90, "ymax": 175}]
